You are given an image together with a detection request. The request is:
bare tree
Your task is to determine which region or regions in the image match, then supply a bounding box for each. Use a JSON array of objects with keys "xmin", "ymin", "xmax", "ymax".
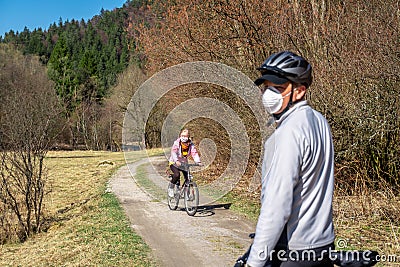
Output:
[
  {"xmin": 0, "ymin": 44, "xmax": 63, "ymax": 243},
  {"xmin": 107, "ymin": 63, "xmax": 147, "ymax": 150},
  {"xmin": 134, "ymin": 0, "xmax": 399, "ymax": 193}
]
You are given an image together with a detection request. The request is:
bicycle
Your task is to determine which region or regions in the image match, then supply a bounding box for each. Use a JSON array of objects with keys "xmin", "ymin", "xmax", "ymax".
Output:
[
  {"xmin": 234, "ymin": 233, "xmax": 379, "ymax": 267},
  {"xmin": 167, "ymin": 163, "xmax": 200, "ymax": 216}
]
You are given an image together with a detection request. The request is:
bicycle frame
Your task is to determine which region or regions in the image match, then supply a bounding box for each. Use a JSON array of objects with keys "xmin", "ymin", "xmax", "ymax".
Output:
[
  {"xmin": 167, "ymin": 163, "xmax": 200, "ymax": 216},
  {"xmin": 176, "ymin": 163, "xmax": 195, "ymax": 190}
]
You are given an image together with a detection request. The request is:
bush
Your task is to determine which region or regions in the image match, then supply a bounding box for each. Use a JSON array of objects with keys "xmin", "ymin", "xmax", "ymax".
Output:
[
  {"xmin": 0, "ymin": 44, "xmax": 63, "ymax": 243},
  {"xmin": 135, "ymin": 0, "xmax": 400, "ymax": 194}
]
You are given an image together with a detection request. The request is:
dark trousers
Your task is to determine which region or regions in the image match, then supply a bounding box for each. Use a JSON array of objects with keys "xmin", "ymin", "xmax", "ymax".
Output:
[
  {"xmin": 169, "ymin": 164, "xmax": 188, "ymax": 187},
  {"xmin": 266, "ymin": 243, "xmax": 335, "ymax": 267}
]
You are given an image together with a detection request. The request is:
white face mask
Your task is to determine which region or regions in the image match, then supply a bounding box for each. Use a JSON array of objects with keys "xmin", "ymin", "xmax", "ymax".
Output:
[
  {"xmin": 180, "ymin": 137, "xmax": 189, "ymax": 143},
  {"xmin": 262, "ymin": 86, "xmax": 292, "ymax": 114}
]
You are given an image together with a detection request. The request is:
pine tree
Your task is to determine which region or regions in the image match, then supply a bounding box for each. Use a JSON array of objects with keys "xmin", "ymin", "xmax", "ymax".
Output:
[{"xmin": 47, "ymin": 33, "xmax": 77, "ymax": 113}]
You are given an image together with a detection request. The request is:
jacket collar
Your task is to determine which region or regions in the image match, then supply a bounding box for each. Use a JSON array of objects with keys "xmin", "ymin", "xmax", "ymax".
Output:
[{"xmin": 275, "ymin": 100, "xmax": 309, "ymax": 127}]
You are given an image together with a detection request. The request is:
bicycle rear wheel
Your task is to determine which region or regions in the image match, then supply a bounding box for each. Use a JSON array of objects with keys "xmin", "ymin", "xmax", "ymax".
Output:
[
  {"xmin": 167, "ymin": 182, "xmax": 179, "ymax": 210},
  {"xmin": 184, "ymin": 181, "xmax": 199, "ymax": 216}
]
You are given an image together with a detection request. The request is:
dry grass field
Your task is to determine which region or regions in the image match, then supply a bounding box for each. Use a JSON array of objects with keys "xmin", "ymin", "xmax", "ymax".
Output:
[
  {"xmin": 333, "ymin": 194, "xmax": 400, "ymax": 266},
  {"xmin": 0, "ymin": 150, "xmax": 157, "ymax": 267}
]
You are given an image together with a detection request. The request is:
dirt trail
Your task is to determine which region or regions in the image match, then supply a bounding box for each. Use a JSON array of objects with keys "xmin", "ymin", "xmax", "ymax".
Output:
[{"xmin": 108, "ymin": 157, "xmax": 256, "ymax": 267}]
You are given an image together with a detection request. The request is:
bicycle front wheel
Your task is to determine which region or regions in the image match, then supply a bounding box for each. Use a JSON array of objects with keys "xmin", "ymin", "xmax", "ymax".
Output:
[
  {"xmin": 167, "ymin": 182, "xmax": 179, "ymax": 210},
  {"xmin": 184, "ymin": 182, "xmax": 199, "ymax": 216}
]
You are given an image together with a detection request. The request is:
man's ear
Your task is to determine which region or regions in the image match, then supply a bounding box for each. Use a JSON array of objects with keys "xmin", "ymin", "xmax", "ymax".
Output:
[{"xmin": 294, "ymin": 85, "xmax": 306, "ymax": 100}]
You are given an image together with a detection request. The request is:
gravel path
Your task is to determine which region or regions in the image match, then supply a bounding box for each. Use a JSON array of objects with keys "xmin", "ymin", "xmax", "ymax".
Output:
[{"xmin": 108, "ymin": 157, "xmax": 256, "ymax": 267}]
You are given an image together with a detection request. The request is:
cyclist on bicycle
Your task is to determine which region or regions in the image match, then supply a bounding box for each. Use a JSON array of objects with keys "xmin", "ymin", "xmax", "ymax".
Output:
[{"xmin": 168, "ymin": 128, "xmax": 202, "ymax": 197}]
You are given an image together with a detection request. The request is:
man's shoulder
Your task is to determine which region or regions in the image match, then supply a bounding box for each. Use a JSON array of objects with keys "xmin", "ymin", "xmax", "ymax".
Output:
[
  {"xmin": 288, "ymin": 104, "xmax": 327, "ymax": 125},
  {"xmin": 279, "ymin": 104, "xmax": 311, "ymax": 128},
  {"xmin": 276, "ymin": 105, "xmax": 323, "ymax": 139}
]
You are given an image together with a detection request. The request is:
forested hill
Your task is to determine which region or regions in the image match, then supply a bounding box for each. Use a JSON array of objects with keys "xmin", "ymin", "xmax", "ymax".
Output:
[{"xmin": 0, "ymin": 0, "xmax": 148, "ymax": 111}]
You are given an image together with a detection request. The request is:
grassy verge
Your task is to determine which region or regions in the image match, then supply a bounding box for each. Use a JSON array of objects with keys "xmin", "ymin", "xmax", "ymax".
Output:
[
  {"xmin": 218, "ymin": 191, "xmax": 260, "ymax": 222},
  {"xmin": 0, "ymin": 150, "xmax": 157, "ymax": 267},
  {"xmin": 134, "ymin": 163, "xmax": 167, "ymax": 202}
]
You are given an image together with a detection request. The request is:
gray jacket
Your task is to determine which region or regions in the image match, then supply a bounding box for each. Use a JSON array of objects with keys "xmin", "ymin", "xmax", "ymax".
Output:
[{"xmin": 247, "ymin": 101, "xmax": 335, "ymax": 267}]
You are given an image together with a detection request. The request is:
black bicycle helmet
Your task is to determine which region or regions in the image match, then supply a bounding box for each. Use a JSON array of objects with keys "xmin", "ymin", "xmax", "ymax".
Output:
[{"xmin": 254, "ymin": 51, "xmax": 312, "ymax": 88}]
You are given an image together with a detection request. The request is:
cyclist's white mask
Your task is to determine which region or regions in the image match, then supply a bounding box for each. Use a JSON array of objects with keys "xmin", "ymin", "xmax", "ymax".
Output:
[
  {"xmin": 262, "ymin": 86, "xmax": 294, "ymax": 114},
  {"xmin": 180, "ymin": 137, "xmax": 189, "ymax": 143}
]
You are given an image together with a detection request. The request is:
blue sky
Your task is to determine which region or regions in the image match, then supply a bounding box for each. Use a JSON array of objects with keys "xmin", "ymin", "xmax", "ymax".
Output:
[{"xmin": 0, "ymin": 0, "xmax": 127, "ymax": 38}]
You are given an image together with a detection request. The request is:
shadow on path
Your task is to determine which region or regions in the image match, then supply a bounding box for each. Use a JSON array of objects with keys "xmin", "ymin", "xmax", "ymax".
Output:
[{"xmin": 172, "ymin": 203, "xmax": 232, "ymax": 217}]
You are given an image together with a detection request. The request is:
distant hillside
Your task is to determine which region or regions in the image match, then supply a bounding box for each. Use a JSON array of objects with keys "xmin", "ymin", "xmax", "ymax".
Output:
[
  {"xmin": 0, "ymin": 0, "xmax": 154, "ymax": 151},
  {"xmin": 0, "ymin": 0, "xmax": 151, "ymax": 108}
]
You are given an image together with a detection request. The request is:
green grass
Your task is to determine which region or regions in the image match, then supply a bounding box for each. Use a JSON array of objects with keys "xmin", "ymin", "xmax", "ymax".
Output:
[
  {"xmin": 218, "ymin": 191, "xmax": 260, "ymax": 222},
  {"xmin": 91, "ymin": 192, "xmax": 156, "ymax": 265},
  {"xmin": 134, "ymin": 163, "xmax": 167, "ymax": 202}
]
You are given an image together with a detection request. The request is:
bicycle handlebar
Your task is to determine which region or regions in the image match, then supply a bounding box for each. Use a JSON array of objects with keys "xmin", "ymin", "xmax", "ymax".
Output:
[
  {"xmin": 186, "ymin": 163, "xmax": 201, "ymax": 167},
  {"xmin": 179, "ymin": 162, "xmax": 202, "ymax": 167}
]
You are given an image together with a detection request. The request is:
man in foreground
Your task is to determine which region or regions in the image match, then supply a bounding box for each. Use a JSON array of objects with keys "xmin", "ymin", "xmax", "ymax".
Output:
[{"xmin": 247, "ymin": 51, "xmax": 335, "ymax": 267}]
